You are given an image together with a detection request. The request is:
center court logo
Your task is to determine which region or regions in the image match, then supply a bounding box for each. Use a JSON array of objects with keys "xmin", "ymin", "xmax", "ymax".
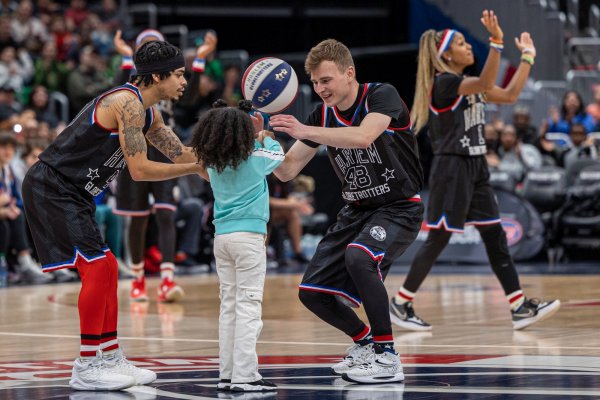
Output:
[{"xmin": 370, "ymin": 226, "xmax": 386, "ymax": 241}]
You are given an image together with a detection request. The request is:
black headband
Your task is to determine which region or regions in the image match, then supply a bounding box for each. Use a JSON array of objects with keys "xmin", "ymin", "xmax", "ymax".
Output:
[{"xmin": 135, "ymin": 54, "xmax": 185, "ymax": 75}]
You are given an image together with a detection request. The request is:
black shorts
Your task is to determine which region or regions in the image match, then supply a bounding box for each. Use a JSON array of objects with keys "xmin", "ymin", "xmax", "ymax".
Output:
[
  {"xmin": 115, "ymin": 147, "xmax": 177, "ymax": 216},
  {"xmin": 426, "ymin": 155, "xmax": 501, "ymax": 232},
  {"xmin": 22, "ymin": 162, "xmax": 109, "ymax": 271},
  {"xmin": 299, "ymin": 199, "xmax": 423, "ymax": 307}
]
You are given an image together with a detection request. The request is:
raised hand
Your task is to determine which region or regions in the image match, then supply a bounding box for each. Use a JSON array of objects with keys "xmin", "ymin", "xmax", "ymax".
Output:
[
  {"xmin": 481, "ymin": 10, "xmax": 503, "ymax": 41},
  {"xmin": 113, "ymin": 30, "xmax": 133, "ymax": 57},
  {"xmin": 250, "ymin": 111, "xmax": 265, "ymax": 135},
  {"xmin": 197, "ymin": 31, "xmax": 217, "ymax": 59},
  {"xmin": 515, "ymin": 32, "xmax": 536, "ymax": 57}
]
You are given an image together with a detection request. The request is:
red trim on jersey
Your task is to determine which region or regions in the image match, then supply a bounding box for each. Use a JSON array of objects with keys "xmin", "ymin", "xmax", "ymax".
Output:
[
  {"xmin": 429, "ymin": 94, "xmax": 464, "ymax": 113},
  {"xmin": 332, "ymin": 83, "xmax": 369, "ymax": 126}
]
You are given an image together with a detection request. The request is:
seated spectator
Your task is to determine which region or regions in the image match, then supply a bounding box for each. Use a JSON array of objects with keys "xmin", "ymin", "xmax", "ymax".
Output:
[
  {"xmin": 66, "ymin": 45, "xmax": 112, "ymax": 115},
  {"xmin": 0, "ymin": 46, "xmax": 33, "ymax": 94},
  {"xmin": 33, "ymin": 41, "xmax": 71, "ymax": 94},
  {"xmin": 586, "ymin": 84, "xmax": 600, "ymax": 128},
  {"xmin": 173, "ymin": 177, "xmax": 206, "ymax": 266},
  {"xmin": 267, "ymin": 174, "xmax": 314, "ymax": 264},
  {"xmin": 484, "ymin": 123, "xmax": 500, "ymax": 169},
  {"xmin": 497, "ymin": 124, "xmax": 542, "ymax": 182},
  {"xmin": 10, "ymin": 0, "xmax": 49, "ymax": 51},
  {"xmin": 547, "ymin": 91, "xmax": 596, "ymax": 134},
  {"xmin": 512, "ymin": 105, "xmax": 538, "ymax": 145},
  {"xmin": 26, "ymin": 85, "xmax": 59, "ymax": 129},
  {"xmin": 562, "ymin": 123, "xmax": 598, "ymax": 170},
  {"xmin": 0, "ymin": 133, "xmax": 53, "ymax": 283}
]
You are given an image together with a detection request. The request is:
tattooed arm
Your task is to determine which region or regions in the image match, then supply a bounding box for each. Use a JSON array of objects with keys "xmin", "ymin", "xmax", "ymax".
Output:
[
  {"xmin": 145, "ymin": 107, "xmax": 198, "ymax": 164},
  {"xmin": 111, "ymin": 92, "xmax": 204, "ymax": 181}
]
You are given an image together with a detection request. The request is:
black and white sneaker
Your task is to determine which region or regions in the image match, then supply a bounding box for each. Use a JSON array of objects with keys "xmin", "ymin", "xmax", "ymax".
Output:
[
  {"xmin": 389, "ymin": 298, "xmax": 432, "ymax": 331},
  {"xmin": 512, "ymin": 298, "xmax": 561, "ymax": 330},
  {"xmin": 217, "ymin": 378, "xmax": 231, "ymax": 390},
  {"xmin": 230, "ymin": 379, "xmax": 277, "ymax": 392}
]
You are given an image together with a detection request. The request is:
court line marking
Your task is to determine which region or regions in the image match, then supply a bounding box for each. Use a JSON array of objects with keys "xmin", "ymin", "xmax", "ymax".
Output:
[{"xmin": 2, "ymin": 331, "xmax": 600, "ymax": 351}]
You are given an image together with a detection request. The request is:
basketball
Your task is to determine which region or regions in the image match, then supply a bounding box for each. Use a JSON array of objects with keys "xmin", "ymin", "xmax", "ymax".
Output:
[{"xmin": 241, "ymin": 57, "xmax": 299, "ymax": 114}]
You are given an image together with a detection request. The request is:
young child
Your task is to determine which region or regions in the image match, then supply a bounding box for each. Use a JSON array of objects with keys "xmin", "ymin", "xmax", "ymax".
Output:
[{"xmin": 190, "ymin": 99, "xmax": 284, "ymax": 392}]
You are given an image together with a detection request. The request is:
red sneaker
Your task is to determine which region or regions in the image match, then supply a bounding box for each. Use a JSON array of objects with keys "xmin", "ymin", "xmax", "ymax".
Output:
[
  {"xmin": 157, "ymin": 278, "xmax": 184, "ymax": 303},
  {"xmin": 130, "ymin": 277, "xmax": 149, "ymax": 302}
]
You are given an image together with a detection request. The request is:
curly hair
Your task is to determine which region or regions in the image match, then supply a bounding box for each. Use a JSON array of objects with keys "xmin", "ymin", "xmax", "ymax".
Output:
[
  {"xmin": 130, "ymin": 40, "xmax": 182, "ymax": 86},
  {"xmin": 189, "ymin": 99, "xmax": 256, "ymax": 173}
]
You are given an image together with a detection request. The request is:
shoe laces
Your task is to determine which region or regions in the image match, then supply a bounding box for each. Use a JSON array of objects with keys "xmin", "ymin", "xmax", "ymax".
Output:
[{"xmin": 403, "ymin": 302, "xmax": 417, "ymax": 318}]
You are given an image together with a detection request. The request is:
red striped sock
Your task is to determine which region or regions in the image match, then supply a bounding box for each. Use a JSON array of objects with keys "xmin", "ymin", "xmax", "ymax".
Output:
[
  {"xmin": 80, "ymin": 335, "xmax": 100, "ymax": 358},
  {"xmin": 160, "ymin": 262, "xmax": 175, "ymax": 280},
  {"xmin": 100, "ymin": 331, "xmax": 119, "ymax": 353},
  {"xmin": 508, "ymin": 290, "xmax": 525, "ymax": 311},
  {"xmin": 395, "ymin": 286, "xmax": 415, "ymax": 304},
  {"xmin": 351, "ymin": 325, "xmax": 372, "ymax": 345}
]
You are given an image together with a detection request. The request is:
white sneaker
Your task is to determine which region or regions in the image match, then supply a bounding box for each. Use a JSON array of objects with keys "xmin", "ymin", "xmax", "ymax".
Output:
[
  {"xmin": 69, "ymin": 351, "xmax": 136, "ymax": 391},
  {"xmin": 342, "ymin": 350, "xmax": 404, "ymax": 384},
  {"xmin": 103, "ymin": 348, "xmax": 157, "ymax": 385},
  {"xmin": 331, "ymin": 343, "xmax": 374, "ymax": 374}
]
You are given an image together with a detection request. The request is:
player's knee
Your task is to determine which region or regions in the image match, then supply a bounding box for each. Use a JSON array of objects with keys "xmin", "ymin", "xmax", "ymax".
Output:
[
  {"xmin": 155, "ymin": 208, "xmax": 175, "ymax": 225},
  {"xmin": 299, "ymin": 289, "xmax": 330, "ymax": 310},
  {"xmin": 345, "ymin": 246, "xmax": 377, "ymax": 276}
]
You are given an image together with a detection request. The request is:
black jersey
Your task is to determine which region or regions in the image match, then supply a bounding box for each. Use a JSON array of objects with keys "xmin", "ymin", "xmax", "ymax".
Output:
[
  {"xmin": 39, "ymin": 83, "xmax": 154, "ymax": 197},
  {"xmin": 303, "ymin": 83, "xmax": 423, "ymax": 208},
  {"xmin": 428, "ymin": 73, "xmax": 487, "ymax": 156}
]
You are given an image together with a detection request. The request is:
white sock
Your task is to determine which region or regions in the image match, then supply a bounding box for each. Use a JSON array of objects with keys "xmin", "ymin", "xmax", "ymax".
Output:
[
  {"xmin": 131, "ymin": 262, "xmax": 144, "ymax": 279},
  {"xmin": 160, "ymin": 262, "xmax": 175, "ymax": 280},
  {"xmin": 395, "ymin": 286, "xmax": 415, "ymax": 304}
]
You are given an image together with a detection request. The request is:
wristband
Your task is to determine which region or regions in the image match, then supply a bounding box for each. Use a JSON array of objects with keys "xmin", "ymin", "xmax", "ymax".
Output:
[
  {"xmin": 489, "ymin": 37, "xmax": 504, "ymax": 45},
  {"xmin": 192, "ymin": 58, "xmax": 206, "ymax": 72},
  {"xmin": 521, "ymin": 54, "xmax": 535, "ymax": 65},
  {"xmin": 121, "ymin": 56, "xmax": 134, "ymax": 70},
  {"xmin": 490, "ymin": 42, "xmax": 504, "ymax": 52}
]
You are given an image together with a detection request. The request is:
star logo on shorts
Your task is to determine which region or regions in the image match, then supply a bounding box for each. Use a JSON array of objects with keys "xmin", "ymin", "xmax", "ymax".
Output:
[
  {"xmin": 381, "ymin": 168, "xmax": 395, "ymax": 182},
  {"xmin": 460, "ymin": 135, "xmax": 471, "ymax": 148},
  {"xmin": 87, "ymin": 168, "xmax": 100, "ymax": 180}
]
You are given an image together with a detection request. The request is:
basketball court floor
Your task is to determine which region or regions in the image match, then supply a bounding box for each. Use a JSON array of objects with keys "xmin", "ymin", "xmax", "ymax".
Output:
[{"xmin": 1, "ymin": 263, "xmax": 599, "ymax": 399}]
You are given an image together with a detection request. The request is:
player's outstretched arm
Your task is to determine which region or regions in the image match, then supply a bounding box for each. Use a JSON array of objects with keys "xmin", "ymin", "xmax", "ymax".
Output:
[
  {"xmin": 146, "ymin": 108, "xmax": 198, "ymax": 164},
  {"xmin": 270, "ymin": 112, "xmax": 390, "ymax": 149},
  {"xmin": 486, "ymin": 32, "xmax": 536, "ymax": 104},
  {"xmin": 112, "ymin": 92, "xmax": 204, "ymax": 181},
  {"xmin": 273, "ymin": 140, "xmax": 319, "ymax": 182}
]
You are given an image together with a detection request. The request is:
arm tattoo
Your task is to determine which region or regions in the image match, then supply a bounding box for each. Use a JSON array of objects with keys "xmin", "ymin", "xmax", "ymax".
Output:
[
  {"xmin": 146, "ymin": 126, "xmax": 184, "ymax": 161},
  {"xmin": 120, "ymin": 97, "xmax": 147, "ymax": 157},
  {"xmin": 99, "ymin": 95, "xmax": 118, "ymax": 108}
]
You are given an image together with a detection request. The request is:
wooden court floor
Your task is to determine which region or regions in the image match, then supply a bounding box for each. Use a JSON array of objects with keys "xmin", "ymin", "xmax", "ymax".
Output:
[{"xmin": 1, "ymin": 272, "xmax": 599, "ymax": 399}]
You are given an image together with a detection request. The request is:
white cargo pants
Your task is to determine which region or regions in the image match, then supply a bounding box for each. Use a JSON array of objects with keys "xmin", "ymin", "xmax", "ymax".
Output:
[{"xmin": 213, "ymin": 232, "xmax": 266, "ymax": 383}]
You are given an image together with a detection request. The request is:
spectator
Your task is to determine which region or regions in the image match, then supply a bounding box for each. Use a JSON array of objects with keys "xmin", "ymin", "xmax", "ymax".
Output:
[
  {"xmin": 0, "ymin": 46, "xmax": 33, "ymax": 93},
  {"xmin": 0, "ymin": 15, "xmax": 17, "ymax": 51},
  {"xmin": 33, "ymin": 41, "xmax": 71, "ymax": 93},
  {"xmin": 66, "ymin": 45, "xmax": 112, "ymax": 115},
  {"xmin": 26, "ymin": 85, "xmax": 59, "ymax": 129},
  {"xmin": 512, "ymin": 105, "xmax": 538, "ymax": 145},
  {"xmin": 547, "ymin": 90, "xmax": 595, "ymax": 134},
  {"xmin": 497, "ymin": 124, "xmax": 542, "ymax": 182},
  {"xmin": 10, "ymin": 0, "xmax": 49, "ymax": 51},
  {"xmin": 222, "ymin": 64, "xmax": 242, "ymax": 106},
  {"xmin": 586, "ymin": 84, "xmax": 600, "ymax": 129},
  {"xmin": 562, "ymin": 123, "xmax": 598, "ymax": 170},
  {"xmin": 484, "ymin": 123, "xmax": 500, "ymax": 169},
  {"xmin": 65, "ymin": 0, "xmax": 89, "ymax": 29},
  {"xmin": 267, "ymin": 174, "xmax": 313, "ymax": 264},
  {"xmin": 0, "ymin": 133, "xmax": 52, "ymax": 284}
]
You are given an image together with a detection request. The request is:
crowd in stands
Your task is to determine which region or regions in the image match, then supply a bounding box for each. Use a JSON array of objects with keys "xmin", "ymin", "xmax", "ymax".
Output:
[{"xmin": 0, "ymin": 1, "xmax": 598, "ymax": 287}]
